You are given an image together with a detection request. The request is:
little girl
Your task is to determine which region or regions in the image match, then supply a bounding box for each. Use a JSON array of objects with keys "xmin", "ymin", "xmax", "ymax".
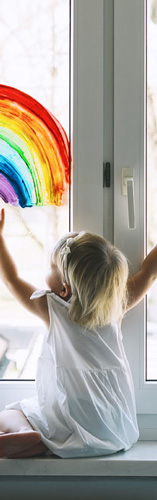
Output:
[{"xmin": 0, "ymin": 207, "xmax": 157, "ymax": 458}]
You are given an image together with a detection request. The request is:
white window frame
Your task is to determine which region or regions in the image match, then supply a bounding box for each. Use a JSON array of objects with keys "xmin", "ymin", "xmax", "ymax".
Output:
[
  {"xmin": 2, "ymin": 0, "xmax": 155, "ymax": 442},
  {"xmin": 114, "ymin": 0, "xmax": 157, "ymax": 437},
  {"xmin": 0, "ymin": 0, "xmax": 104, "ymax": 410}
]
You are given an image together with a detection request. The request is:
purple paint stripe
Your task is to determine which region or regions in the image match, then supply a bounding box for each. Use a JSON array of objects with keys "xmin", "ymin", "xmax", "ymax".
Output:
[{"xmin": 0, "ymin": 173, "xmax": 18, "ymax": 206}]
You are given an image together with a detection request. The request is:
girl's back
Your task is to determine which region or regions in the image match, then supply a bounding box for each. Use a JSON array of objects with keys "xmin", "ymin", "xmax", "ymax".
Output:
[{"xmin": 20, "ymin": 291, "xmax": 138, "ymax": 458}]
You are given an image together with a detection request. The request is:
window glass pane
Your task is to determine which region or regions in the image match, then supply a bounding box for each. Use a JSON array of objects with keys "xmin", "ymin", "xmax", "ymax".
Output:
[
  {"xmin": 0, "ymin": 0, "xmax": 70, "ymax": 379},
  {"xmin": 147, "ymin": 0, "xmax": 157, "ymax": 380}
]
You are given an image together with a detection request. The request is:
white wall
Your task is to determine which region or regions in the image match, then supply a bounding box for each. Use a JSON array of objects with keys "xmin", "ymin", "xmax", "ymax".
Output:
[{"xmin": 1, "ymin": 477, "xmax": 157, "ymax": 500}]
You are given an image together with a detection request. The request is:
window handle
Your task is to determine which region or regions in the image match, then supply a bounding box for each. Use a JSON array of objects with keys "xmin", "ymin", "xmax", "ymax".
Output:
[
  {"xmin": 126, "ymin": 178, "xmax": 136, "ymax": 229},
  {"xmin": 122, "ymin": 168, "xmax": 136, "ymax": 230}
]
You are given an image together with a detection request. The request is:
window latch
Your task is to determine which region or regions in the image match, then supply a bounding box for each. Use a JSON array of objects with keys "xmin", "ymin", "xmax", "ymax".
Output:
[{"xmin": 103, "ymin": 162, "xmax": 111, "ymax": 188}]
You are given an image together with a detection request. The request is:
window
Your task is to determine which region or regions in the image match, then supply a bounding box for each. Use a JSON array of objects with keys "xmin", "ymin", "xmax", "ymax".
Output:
[
  {"xmin": 0, "ymin": 0, "xmax": 104, "ymax": 408},
  {"xmin": 1, "ymin": 0, "xmax": 156, "ymax": 440},
  {"xmin": 3, "ymin": 0, "xmax": 155, "ymax": 436},
  {"xmin": 0, "ymin": 0, "xmax": 70, "ymax": 381},
  {"xmin": 114, "ymin": 0, "xmax": 157, "ymax": 432}
]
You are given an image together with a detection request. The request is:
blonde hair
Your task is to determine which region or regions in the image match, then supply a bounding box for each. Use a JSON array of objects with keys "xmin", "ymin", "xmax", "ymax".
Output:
[{"xmin": 52, "ymin": 232, "xmax": 128, "ymax": 329}]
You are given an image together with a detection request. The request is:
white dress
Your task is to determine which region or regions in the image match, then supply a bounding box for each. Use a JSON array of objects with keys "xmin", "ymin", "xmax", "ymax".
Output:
[{"xmin": 6, "ymin": 291, "xmax": 139, "ymax": 458}]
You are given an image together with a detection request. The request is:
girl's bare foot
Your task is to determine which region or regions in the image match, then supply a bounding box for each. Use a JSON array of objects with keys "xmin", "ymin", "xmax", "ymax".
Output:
[
  {"xmin": 8, "ymin": 440, "xmax": 48, "ymax": 458},
  {"xmin": 0, "ymin": 409, "xmax": 49, "ymax": 458},
  {"xmin": 0, "ymin": 430, "xmax": 42, "ymax": 457}
]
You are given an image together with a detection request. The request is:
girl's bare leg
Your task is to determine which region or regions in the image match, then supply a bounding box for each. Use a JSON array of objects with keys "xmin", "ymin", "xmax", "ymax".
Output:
[{"xmin": 0, "ymin": 409, "xmax": 48, "ymax": 458}]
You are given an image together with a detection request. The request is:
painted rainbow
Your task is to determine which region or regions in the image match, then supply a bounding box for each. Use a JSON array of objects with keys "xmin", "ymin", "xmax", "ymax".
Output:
[{"xmin": 0, "ymin": 85, "xmax": 70, "ymax": 207}]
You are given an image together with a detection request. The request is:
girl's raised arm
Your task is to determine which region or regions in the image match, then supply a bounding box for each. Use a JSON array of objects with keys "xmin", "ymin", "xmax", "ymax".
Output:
[
  {"xmin": 0, "ymin": 209, "xmax": 49, "ymax": 327},
  {"xmin": 126, "ymin": 245, "xmax": 157, "ymax": 311}
]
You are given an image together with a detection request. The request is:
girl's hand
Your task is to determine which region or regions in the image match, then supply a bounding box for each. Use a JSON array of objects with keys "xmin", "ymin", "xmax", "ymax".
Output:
[
  {"xmin": 0, "ymin": 208, "xmax": 5, "ymax": 236},
  {"xmin": 126, "ymin": 244, "xmax": 157, "ymax": 312},
  {"xmin": 141, "ymin": 244, "xmax": 157, "ymax": 280}
]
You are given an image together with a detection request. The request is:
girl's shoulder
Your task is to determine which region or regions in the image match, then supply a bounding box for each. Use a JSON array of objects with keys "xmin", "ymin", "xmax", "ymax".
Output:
[{"xmin": 31, "ymin": 289, "xmax": 70, "ymax": 307}]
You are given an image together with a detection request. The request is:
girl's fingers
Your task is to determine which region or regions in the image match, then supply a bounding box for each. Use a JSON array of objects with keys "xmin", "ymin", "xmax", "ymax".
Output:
[{"xmin": 0, "ymin": 208, "xmax": 5, "ymax": 232}]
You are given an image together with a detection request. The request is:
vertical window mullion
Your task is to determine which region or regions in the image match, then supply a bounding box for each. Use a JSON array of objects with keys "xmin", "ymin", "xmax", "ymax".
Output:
[{"xmin": 71, "ymin": 0, "xmax": 104, "ymax": 235}]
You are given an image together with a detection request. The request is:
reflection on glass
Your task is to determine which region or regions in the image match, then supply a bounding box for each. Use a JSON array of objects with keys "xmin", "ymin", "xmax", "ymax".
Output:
[
  {"xmin": 0, "ymin": 0, "xmax": 69, "ymax": 379},
  {"xmin": 147, "ymin": 0, "xmax": 157, "ymax": 380}
]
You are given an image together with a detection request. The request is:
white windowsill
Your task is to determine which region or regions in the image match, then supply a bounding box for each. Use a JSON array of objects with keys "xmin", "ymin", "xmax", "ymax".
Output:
[{"xmin": 1, "ymin": 441, "xmax": 157, "ymax": 477}]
